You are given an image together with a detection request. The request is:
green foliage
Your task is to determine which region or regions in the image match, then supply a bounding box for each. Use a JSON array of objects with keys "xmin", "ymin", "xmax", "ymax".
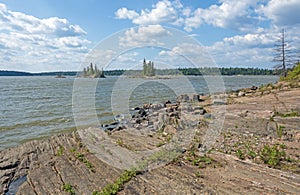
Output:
[
  {"xmin": 75, "ymin": 152, "xmax": 94, "ymax": 170},
  {"xmin": 259, "ymin": 145, "xmax": 286, "ymax": 167},
  {"xmin": 96, "ymin": 169, "xmax": 138, "ymax": 195},
  {"xmin": 76, "ymin": 153, "xmax": 84, "ymax": 161},
  {"xmin": 280, "ymin": 63, "xmax": 300, "ymax": 81},
  {"xmin": 143, "ymin": 59, "xmax": 155, "ymax": 77},
  {"xmin": 57, "ymin": 146, "xmax": 64, "ymax": 156},
  {"xmin": 116, "ymin": 138, "xmax": 124, "ymax": 146},
  {"xmin": 70, "ymin": 148, "xmax": 76, "ymax": 153},
  {"xmin": 275, "ymin": 110, "xmax": 300, "ymax": 118},
  {"xmin": 275, "ymin": 124, "xmax": 285, "ymax": 138},
  {"xmin": 236, "ymin": 149, "xmax": 246, "ymax": 160},
  {"xmin": 82, "ymin": 63, "xmax": 105, "ymax": 78},
  {"xmin": 156, "ymin": 141, "xmax": 166, "ymax": 147},
  {"xmin": 282, "ymin": 111, "xmax": 299, "ymax": 117},
  {"xmin": 248, "ymin": 150, "xmax": 257, "ymax": 159},
  {"xmin": 193, "ymin": 156, "xmax": 212, "ymax": 167},
  {"xmin": 178, "ymin": 67, "xmax": 277, "ymax": 76},
  {"xmin": 62, "ymin": 183, "xmax": 75, "ymax": 195},
  {"xmin": 95, "ymin": 67, "xmax": 279, "ymax": 76},
  {"xmin": 92, "ymin": 191, "xmax": 100, "ymax": 195},
  {"xmin": 116, "ymin": 138, "xmax": 132, "ymax": 150},
  {"xmin": 195, "ymin": 171, "xmax": 204, "ymax": 178}
]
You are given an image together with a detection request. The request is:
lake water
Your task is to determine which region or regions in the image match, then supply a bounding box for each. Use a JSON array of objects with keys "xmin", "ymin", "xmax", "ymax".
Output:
[{"xmin": 0, "ymin": 75, "xmax": 278, "ymax": 150}]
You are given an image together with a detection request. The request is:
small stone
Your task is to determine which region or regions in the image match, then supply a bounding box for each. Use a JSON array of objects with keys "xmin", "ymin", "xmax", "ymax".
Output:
[
  {"xmin": 204, "ymin": 113, "xmax": 214, "ymax": 119},
  {"xmin": 238, "ymin": 91, "xmax": 245, "ymax": 97},
  {"xmin": 192, "ymin": 94, "xmax": 200, "ymax": 102},
  {"xmin": 177, "ymin": 94, "xmax": 189, "ymax": 102},
  {"xmin": 187, "ymin": 106, "xmax": 193, "ymax": 112},
  {"xmin": 251, "ymin": 86, "xmax": 258, "ymax": 90}
]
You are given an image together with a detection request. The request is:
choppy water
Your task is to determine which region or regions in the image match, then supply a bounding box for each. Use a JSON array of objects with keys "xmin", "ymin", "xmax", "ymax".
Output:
[{"xmin": 0, "ymin": 75, "xmax": 278, "ymax": 150}]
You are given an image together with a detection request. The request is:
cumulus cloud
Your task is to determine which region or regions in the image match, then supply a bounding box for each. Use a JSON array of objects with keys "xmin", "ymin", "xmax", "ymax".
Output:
[
  {"xmin": 115, "ymin": 0, "xmax": 264, "ymax": 32},
  {"xmin": 157, "ymin": 43, "xmax": 215, "ymax": 68},
  {"xmin": 119, "ymin": 25, "xmax": 172, "ymax": 47},
  {"xmin": 260, "ymin": 0, "xmax": 300, "ymax": 26},
  {"xmin": 156, "ymin": 29, "xmax": 290, "ymax": 68},
  {"xmin": 114, "ymin": 0, "xmax": 300, "ymax": 34},
  {"xmin": 115, "ymin": 0, "xmax": 180, "ymax": 25},
  {"xmin": 115, "ymin": 8, "xmax": 139, "ymax": 20},
  {"xmin": 0, "ymin": 4, "xmax": 86, "ymax": 37},
  {"xmin": 184, "ymin": 0, "xmax": 261, "ymax": 32},
  {"xmin": 0, "ymin": 3, "xmax": 90, "ymax": 72},
  {"xmin": 205, "ymin": 31, "xmax": 279, "ymax": 67},
  {"xmin": 222, "ymin": 33, "xmax": 276, "ymax": 48}
]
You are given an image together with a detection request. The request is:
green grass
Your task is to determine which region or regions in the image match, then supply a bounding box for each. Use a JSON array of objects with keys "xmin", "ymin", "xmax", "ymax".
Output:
[
  {"xmin": 116, "ymin": 138, "xmax": 132, "ymax": 150},
  {"xmin": 186, "ymin": 152, "xmax": 215, "ymax": 169},
  {"xmin": 195, "ymin": 171, "xmax": 204, "ymax": 178},
  {"xmin": 247, "ymin": 150, "xmax": 257, "ymax": 159},
  {"xmin": 94, "ymin": 146, "xmax": 181, "ymax": 195},
  {"xmin": 275, "ymin": 110, "xmax": 299, "ymax": 118},
  {"xmin": 276, "ymin": 124, "xmax": 285, "ymax": 138},
  {"xmin": 280, "ymin": 63, "xmax": 300, "ymax": 82},
  {"xmin": 74, "ymin": 152, "xmax": 94, "ymax": 171},
  {"xmin": 94, "ymin": 169, "xmax": 138, "ymax": 195},
  {"xmin": 62, "ymin": 183, "xmax": 75, "ymax": 195},
  {"xmin": 259, "ymin": 145, "xmax": 286, "ymax": 167},
  {"xmin": 57, "ymin": 146, "xmax": 64, "ymax": 156},
  {"xmin": 156, "ymin": 141, "xmax": 166, "ymax": 147},
  {"xmin": 236, "ymin": 149, "xmax": 245, "ymax": 160}
]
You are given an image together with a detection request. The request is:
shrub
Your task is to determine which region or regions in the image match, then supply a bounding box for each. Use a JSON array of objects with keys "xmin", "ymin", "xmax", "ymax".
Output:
[
  {"xmin": 259, "ymin": 145, "xmax": 286, "ymax": 167},
  {"xmin": 62, "ymin": 183, "xmax": 75, "ymax": 195}
]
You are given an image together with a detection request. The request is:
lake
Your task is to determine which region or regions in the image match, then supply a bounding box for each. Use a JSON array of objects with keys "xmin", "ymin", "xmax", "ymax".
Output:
[{"xmin": 0, "ymin": 75, "xmax": 278, "ymax": 150}]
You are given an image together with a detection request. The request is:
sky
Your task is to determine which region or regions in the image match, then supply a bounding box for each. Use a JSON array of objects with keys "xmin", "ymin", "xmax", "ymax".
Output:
[{"xmin": 0, "ymin": 0, "xmax": 300, "ymax": 72}]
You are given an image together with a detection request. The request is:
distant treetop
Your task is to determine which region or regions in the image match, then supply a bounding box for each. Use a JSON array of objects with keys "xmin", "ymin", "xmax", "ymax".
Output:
[
  {"xmin": 143, "ymin": 59, "xmax": 155, "ymax": 77},
  {"xmin": 81, "ymin": 63, "xmax": 105, "ymax": 78}
]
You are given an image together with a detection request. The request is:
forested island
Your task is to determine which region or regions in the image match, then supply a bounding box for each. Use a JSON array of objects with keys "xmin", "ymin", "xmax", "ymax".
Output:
[{"xmin": 79, "ymin": 63, "xmax": 105, "ymax": 78}]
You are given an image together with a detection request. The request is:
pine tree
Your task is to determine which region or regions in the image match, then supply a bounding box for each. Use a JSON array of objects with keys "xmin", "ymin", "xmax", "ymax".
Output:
[
  {"xmin": 83, "ymin": 67, "xmax": 87, "ymax": 76},
  {"xmin": 142, "ymin": 59, "xmax": 155, "ymax": 77},
  {"xmin": 94, "ymin": 64, "xmax": 98, "ymax": 75},
  {"xmin": 143, "ymin": 59, "xmax": 147, "ymax": 75},
  {"xmin": 90, "ymin": 63, "xmax": 94, "ymax": 75}
]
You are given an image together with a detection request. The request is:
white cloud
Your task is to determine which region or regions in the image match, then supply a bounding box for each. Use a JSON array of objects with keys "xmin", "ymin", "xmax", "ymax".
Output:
[
  {"xmin": 157, "ymin": 43, "xmax": 215, "ymax": 68},
  {"xmin": 184, "ymin": 0, "xmax": 260, "ymax": 32},
  {"xmin": 115, "ymin": 0, "xmax": 263, "ymax": 33},
  {"xmin": 115, "ymin": 52, "xmax": 139, "ymax": 63},
  {"xmin": 115, "ymin": 0, "xmax": 179, "ymax": 25},
  {"xmin": 83, "ymin": 49, "xmax": 117, "ymax": 70},
  {"xmin": 114, "ymin": 0, "xmax": 300, "ymax": 37},
  {"xmin": 0, "ymin": 3, "xmax": 90, "ymax": 72},
  {"xmin": 222, "ymin": 33, "xmax": 276, "ymax": 48},
  {"xmin": 204, "ymin": 23, "xmax": 300, "ymax": 68},
  {"xmin": 260, "ymin": 0, "xmax": 300, "ymax": 26},
  {"xmin": 119, "ymin": 25, "xmax": 172, "ymax": 47},
  {"xmin": 0, "ymin": 4, "xmax": 86, "ymax": 37},
  {"xmin": 115, "ymin": 8, "xmax": 139, "ymax": 20},
  {"xmin": 205, "ymin": 31, "xmax": 281, "ymax": 67}
]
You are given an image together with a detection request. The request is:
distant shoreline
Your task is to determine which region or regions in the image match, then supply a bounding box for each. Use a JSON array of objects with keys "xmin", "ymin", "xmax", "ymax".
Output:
[{"xmin": 0, "ymin": 67, "xmax": 280, "ymax": 77}]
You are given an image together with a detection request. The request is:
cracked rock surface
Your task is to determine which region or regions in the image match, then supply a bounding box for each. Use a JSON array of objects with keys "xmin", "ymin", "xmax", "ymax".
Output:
[{"xmin": 1, "ymin": 85, "xmax": 300, "ymax": 194}]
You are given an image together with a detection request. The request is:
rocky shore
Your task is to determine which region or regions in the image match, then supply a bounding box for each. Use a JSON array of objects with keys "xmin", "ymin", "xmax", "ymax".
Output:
[{"xmin": 1, "ymin": 80, "xmax": 300, "ymax": 194}]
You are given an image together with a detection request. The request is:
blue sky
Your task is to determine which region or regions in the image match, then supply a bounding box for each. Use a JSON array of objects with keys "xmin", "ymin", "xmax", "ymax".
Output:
[{"xmin": 0, "ymin": 0, "xmax": 300, "ymax": 72}]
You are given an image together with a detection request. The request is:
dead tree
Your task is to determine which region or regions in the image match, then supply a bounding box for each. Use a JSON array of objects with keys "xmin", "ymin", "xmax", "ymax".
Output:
[{"xmin": 273, "ymin": 29, "xmax": 296, "ymax": 77}]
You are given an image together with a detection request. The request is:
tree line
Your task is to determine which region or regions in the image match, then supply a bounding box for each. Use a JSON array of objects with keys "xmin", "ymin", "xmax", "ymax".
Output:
[
  {"xmin": 0, "ymin": 67, "xmax": 280, "ymax": 77},
  {"xmin": 104, "ymin": 67, "xmax": 279, "ymax": 76}
]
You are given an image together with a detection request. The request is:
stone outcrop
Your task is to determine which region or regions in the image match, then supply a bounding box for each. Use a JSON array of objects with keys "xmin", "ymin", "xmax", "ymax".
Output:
[{"xmin": 1, "ymin": 87, "xmax": 300, "ymax": 194}]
